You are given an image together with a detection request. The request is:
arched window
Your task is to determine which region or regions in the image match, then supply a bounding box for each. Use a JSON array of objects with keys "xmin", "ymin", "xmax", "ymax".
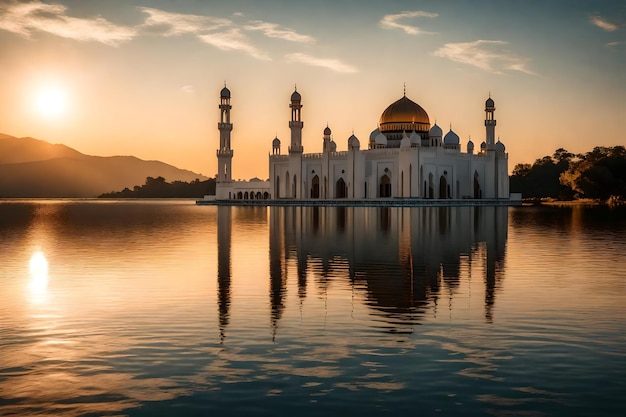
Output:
[
  {"xmin": 244, "ymin": 191, "xmax": 249, "ymax": 199},
  {"xmin": 237, "ymin": 191, "xmax": 243, "ymax": 199},
  {"xmin": 379, "ymin": 174, "xmax": 391, "ymax": 197},
  {"xmin": 439, "ymin": 175, "xmax": 447, "ymax": 199},
  {"xmin": 275, "ymin": 176, "xmax": 280, "ymax": 199},
  {"xmin": 335, "ymin": 178, "xmax": 347, "ymax": 198},
  {"xmin": 311, "ymin": 175, "xmax": 320, "ymax": 198},
  {"xmin": 293, "ymin": 175, "xmax": 297, "ymax": 198},
  {"xmin": 428, "ymin": 173, "xmax": 434, "ymax": 199},
  {"xmin": 263, "ymin": 191, "xmax": 270, "ymax": 199},
  {"xmin": 256, "ymin": 192, "xmax": 262, "ymax": 199},
  {"xmin": 474, "ymin": 171, "xmax": 481, "ymax": 199},
  {"xmin": 285, "ymin": 172, "xmax": 290, "ymax": 199}
]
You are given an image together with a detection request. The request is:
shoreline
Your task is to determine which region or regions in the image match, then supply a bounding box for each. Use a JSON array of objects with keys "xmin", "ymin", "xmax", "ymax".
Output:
[{"xmin": 196, "ymin": 198, "xmax": 522, "ymax": 207}]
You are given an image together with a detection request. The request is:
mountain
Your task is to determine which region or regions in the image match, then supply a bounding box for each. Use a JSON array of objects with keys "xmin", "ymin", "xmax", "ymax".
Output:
[{"xmin": 0, "ymin": 134, "xmax": 208, "ymax": 197}]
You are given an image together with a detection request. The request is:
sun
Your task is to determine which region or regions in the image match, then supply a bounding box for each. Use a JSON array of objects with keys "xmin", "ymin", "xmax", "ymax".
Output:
[{"xmin": 34, "ymin": 86, "xmax": 68, "ymax": 119}]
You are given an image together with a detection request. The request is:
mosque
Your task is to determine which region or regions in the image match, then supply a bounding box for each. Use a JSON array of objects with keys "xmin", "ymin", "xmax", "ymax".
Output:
[{"xmin": 211, "ymin": 85, "xmax": 510, "ymax": 202}]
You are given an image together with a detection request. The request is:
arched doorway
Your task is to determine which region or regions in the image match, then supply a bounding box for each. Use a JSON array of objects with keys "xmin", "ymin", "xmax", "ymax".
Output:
[
  {"xmin": 379, "ymin": 174, "xmax": 391, "ymax": 197},
  {"xmin": 439, "ymin": 175, "xmax": 447, "ymax": 199},
  {"xmin": 335, "ymin": 178, "xmax": 347, "ymax": 198},
  {"xmin": 263, "ymin": 191, "xmax": 269, "ymax": 199},
  {"xmin": 311, "ymin": 175, "xmax": 320, "ymax": 198},
  {"xmin": 244, "ymin": 191, "xmax": 249, "ymax": 199},
  {"xmin": 474, "ymin": 171, "xmax": 481, "ymax": 199}
]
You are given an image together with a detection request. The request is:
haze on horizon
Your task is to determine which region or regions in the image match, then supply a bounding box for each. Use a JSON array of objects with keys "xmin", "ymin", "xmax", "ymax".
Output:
[{"xmin": 0, "ymin": 0, "xmax": 624, "ymax": 180}]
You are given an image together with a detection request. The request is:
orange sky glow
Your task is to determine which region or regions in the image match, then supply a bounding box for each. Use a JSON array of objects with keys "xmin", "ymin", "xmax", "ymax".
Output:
[{"xmin": 0, "ymin": 0, "xmax": 624, "ymax": 179}]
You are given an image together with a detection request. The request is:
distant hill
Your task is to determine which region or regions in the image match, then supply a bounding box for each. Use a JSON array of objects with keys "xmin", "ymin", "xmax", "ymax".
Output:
[{"xmin": 0, "ymin": 134, "xmax": 208, "ymax": 197}]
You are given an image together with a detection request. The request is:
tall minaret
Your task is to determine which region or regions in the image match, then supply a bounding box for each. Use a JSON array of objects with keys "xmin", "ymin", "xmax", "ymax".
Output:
[
  {"xmin": 289, "ymin": 87, "xmax": 303, "ymax": 153},
  {"xmin": 485, "ymin": 95, "xmax": 496, "ymax": 150},
  {"xmin": 217, "ymin": 85, "xmax": 233, "ymax": 182}
]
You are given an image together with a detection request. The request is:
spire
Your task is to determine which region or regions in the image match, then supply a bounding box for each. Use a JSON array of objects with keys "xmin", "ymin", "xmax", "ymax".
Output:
[{"xmin": 403, "ymin": 82, "xmax": 406, "ymax": 97}]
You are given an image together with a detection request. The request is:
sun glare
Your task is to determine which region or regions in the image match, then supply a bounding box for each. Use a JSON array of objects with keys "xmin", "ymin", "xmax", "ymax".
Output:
[{"xmin": 35, "ymin": 86, "xmax": 68, "ymax": 119}]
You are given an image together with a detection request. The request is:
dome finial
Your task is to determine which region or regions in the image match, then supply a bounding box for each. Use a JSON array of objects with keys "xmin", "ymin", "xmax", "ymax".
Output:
[
  {"xmin": 403, "ymin": 82, "xmax": 406, "ymax": 97},
  {"xmin": 294, "ymin": 84, "xmax": 297, "ymax": 92}
]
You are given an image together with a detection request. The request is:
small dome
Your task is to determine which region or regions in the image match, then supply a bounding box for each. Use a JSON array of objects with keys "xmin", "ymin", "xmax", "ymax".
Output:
[
  {"xmin": 485, "ymin": 96, "xmax": 495, "ymax": 108},
  {"xmin": 369, "ymin": 128, "xmax": 381, "ymax": 143},
  {"xmin": 329, "ymin": 140, "xmax": 337, "ymax": 152},
  {"xmin": 467, "ymin": 140, "xmax": 474, "ymax": 151},
  {"xmin": 324, "ymin": 126, "xmax": 332, "ymax": 136},
  {"xmin": 480, "ymin": 141, "xmax": 487, "ymax": 149},
  {"xmin": 291, "ymin": 89, "xmax": 301, "ymax": 102},
  {"xmin": 429, "ymin": 123, "xmax": 443, "ymax": 138},
  {"xmin": 272, "ymin": 137, "xmax": 281, "ymax": 147},
  {"xmin": 495, "ymin": 139, "xmax": 505, "ymax": 152},
  {"xmin": 400, "ymin": 131, "xmax": 411, "ymax": 148},
  {"xmin": 444, "ymin": 129, "xmax": 460, "ymax": 145},
  {"xmin": 220, "ymin": 86, "xmax": 231, "ymax": 98},
  {"xmin": 348, "ymin": 134, "xmax": 360, "ymax": 149},
  {"xmin": 410, "ymin": 130, "xmax": 421, "ymax": 146},
  {"xmin": 375, "ymin": 132, "xmax": 387, "ymax": 146}
]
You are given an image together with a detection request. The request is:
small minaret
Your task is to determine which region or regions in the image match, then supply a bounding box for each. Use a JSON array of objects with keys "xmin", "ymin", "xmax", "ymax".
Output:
[
  {"xmin": 485, "ymin": 95, "xmax": 496, "ymax": 150},
  {"xmin": 322, "ymin": 125, "xmax": 331, "ymax": 153},
  {"xmin": 217, "ymin": 84, "xmax": 233, "ymax": 182},
  {"xmin": 289, "ymin": 87, "xmax": 303, "ymax": 153}
]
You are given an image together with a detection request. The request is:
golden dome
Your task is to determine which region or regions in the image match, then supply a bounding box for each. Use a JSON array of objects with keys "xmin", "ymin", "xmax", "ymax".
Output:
[{"xmin": 379, "ymin": 95, "xmax": 430, "ymax": 133}]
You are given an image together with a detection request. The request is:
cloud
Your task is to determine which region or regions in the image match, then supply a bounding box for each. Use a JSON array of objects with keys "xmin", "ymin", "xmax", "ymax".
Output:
[
  {"xmin": 285, "ymin": 53, "xmax": 357, "ymax": 73},
  {"xmin": 199, "ymin": 29, "xmax": 270, "ymax": 60},
  {"xmin": 0, "ymin": 0, "xmax": 135, "ymax": 46},
  {"xmin": 590, "ymin": 15, "xmax": 619, "ymax": 32},
  {"xmin": 433, "ymin": 40, "xmax": 535, "ymax": 75},
  {"xmin": 139, "ymin": 8, "xmax": 269, "ymax": 60},
  {"xmin": 379, "ymin": 11, "xmax": 437, "ymax": 35},
  {"xmin": 244, "ymin": 20, "xmax": 315, "ymax": 43},
  {"xmin": 180, "ymin": 85, "xmax": 195, "ymax": 94},
  {"xmin": 139, "ymin": 7, "xmax": 231, "ymax": 36}
]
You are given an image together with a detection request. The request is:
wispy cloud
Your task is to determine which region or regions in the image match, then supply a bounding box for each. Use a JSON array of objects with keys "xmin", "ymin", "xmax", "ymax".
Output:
[
  {"xmin": 244, "ymin": 20, "xmax": 315, "ymax": 43},
  {"xmin": 139, "ymin": 8, "xmax": 269, "ymax": 60},
  {"xmin": 433, "ymin": 40, "xmax": 535, "ymax": 75},
  {"xmin": 139, "ymin": 7, "xmax": 231, "ymax": 36},
  {"xmin": 379, "ymin": 11, "xmax": 437, "ymax": 35},
  {"xmin": 590, "ymin": 15, "xmax": 619, "ymax": 32},
  {"xmin": 199, "ymin": 29, "xmax": 270, "ymax": 60},
  {"xmin": 285, "ymin": 53, "xmax": 357, "ymax": 73},
  {"xmin": 180, "ymin": 85, "xmax": 195, "ymax": 94},
  {"xmin": 0, "ymin": 0, "xmax": 135, "ymax": 46}
]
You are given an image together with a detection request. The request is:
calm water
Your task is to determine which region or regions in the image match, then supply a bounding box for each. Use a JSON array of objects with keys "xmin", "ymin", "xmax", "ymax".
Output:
[{"xmin": 0, "ymin": 200, "xmax": 625, "ymax": 417}]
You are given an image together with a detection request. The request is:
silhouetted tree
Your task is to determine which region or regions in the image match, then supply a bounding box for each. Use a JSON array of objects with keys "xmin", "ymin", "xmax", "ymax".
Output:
[
  {"xmin": 100, "ymin": 177, "xmax": 216, "ymax": 198},
  {"xmin": 510, "ymin": 148, "xmax": 574, "ymax": 199},
  {"xmin": 560, "ymin": 146, "xmax": 626, "ymax": 200}
]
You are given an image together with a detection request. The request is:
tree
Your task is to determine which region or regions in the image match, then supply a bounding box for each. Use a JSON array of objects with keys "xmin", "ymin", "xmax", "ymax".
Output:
[{"xmin": 560, "ymin": 146, "xmax": 626, "ymax": 200}]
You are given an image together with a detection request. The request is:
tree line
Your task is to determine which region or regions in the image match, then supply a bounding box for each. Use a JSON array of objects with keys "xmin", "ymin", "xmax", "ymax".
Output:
[
  {"xmin": 510, "ymin": 146, "xmax": 626, "ymax": 202},
  {"xmin": 99, "ymin": 176, "xmax": 216, "ymax": 198}
]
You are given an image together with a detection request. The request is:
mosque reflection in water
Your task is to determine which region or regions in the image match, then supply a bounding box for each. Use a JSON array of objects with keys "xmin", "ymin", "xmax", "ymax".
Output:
[{"xmin": 217, "ymin": 206, "xmax": 507, "ymax": 338}]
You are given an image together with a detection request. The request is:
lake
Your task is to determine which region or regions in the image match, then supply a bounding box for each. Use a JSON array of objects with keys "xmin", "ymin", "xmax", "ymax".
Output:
[{"xmin": 0, "ymin": 200, "xmax": 625, "ymax": 416}]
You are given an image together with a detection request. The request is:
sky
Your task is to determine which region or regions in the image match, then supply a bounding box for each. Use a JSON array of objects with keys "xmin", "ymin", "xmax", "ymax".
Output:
[{"xmin": 0, "ymin": 0, "xmax": 624, "ymax": 179}]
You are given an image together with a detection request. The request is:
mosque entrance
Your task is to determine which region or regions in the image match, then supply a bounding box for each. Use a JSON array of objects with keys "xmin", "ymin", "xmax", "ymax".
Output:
[
  {"xmin": 379, "ymin": 175, "xmax": 391, "ymax": 198},
  {"xmin": 335, "ymin": 178, "xmax": 347, "ymax": 198},
  {"xmin": 311, "ymin": 175, "xmax": 320, "ymax": 198}
]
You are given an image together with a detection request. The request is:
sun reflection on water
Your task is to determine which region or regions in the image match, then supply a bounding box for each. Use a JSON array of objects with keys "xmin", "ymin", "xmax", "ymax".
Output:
[{"xmin": 29, "ymin": 250, "xmax": 49, "ymax": 299}]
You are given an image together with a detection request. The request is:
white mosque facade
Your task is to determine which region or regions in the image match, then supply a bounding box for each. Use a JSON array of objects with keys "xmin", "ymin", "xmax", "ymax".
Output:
[{"xmin": 212, "ymin": 86, "xmax": 510, "ymax": 202}]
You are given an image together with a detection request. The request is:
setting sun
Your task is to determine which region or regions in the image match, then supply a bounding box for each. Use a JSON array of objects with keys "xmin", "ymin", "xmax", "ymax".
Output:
[{"xmin": 34, "ymin": 86, "xmax": 68, "ymax": 119}]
